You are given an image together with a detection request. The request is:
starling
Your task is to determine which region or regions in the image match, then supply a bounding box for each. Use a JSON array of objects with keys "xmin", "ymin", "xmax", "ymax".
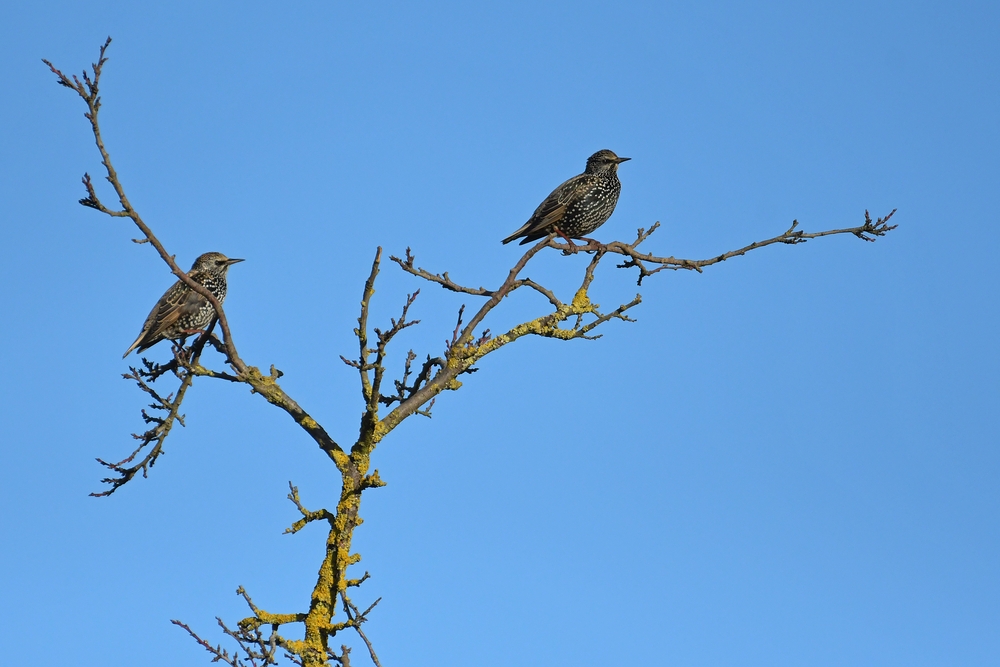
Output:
[
  {"xmin": 502, "ymin": 149, "xmax": 630, "ymax": 245},
  {"xmin": 123, "ymin": 252, "xmax": 244, "ymax": 358}
]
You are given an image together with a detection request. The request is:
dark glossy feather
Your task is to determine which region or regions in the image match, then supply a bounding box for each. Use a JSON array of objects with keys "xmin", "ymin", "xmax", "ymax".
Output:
[
  {"xmin": 122, "ymin": 274, "xmax": 215, "ymax": 357},
  {"xmin": 502, "ymin": 174, "xmax": 593, "ymax": 245}
]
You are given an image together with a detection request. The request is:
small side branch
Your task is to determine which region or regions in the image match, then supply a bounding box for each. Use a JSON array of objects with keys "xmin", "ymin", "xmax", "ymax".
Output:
[
  {"xmin": 173, "ymin": 586, "xmax": 304, "ymax": 667},
  {"xmin": 92, "ymin": 326, "xmax": 218, "ymax": 496},
  {"xmin": 284, "ymin": 482, "xmax": 336, "ymax": 534},
  {"xmin": 370, "ymin": 289, "xmax": 421, "ymax": 413},
  {"xmin": 550, "ymin": 209, "xmax": 898, "ymax": 284},
  {"xmin": 380, "ymin": 351, "xmax": 444, "ymax": 414},
  {"xmin": 390, "ymin": 247, "xmax": 493, "ymax": 296},
  {"xmin": 172, "ymin": 617, "xmax": 283, "ymax": 667},
  {"xmin": 347, "ymin": 247, "xmax": 427, "ymax": 430},
  {"xmin": 93, "ymin": 362, "xmax": 191, "ymax": 497},
  {"xmin": 352, "ymin": 249, "xmax": 381, "ymax": 407},
  {"xmin": 341, "ymin": 592, "xmax": 383, "ymax": 667}
]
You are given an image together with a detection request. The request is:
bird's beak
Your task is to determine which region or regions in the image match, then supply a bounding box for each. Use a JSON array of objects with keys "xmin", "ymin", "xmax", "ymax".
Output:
[
  {"xmin": 226, "ymin": 258, "xmax": 245, "ymax": 265},
  {"xmin": 616, "ymin": 157, "xmax": 631, "ymax": 163}
]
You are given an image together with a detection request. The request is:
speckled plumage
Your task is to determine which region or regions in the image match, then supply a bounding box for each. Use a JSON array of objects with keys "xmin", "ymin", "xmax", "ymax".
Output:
[
  {"xmin": 502, "ymin": 149, "xmax": 630, "ymax": 245},
  {"xmin": 123, "ymin": 252, "xmax": 244, "ymax": 358}
]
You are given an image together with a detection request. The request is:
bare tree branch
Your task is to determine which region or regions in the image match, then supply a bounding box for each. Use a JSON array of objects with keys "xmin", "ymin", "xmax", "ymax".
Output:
[
  {"xmin": 91, "ymin": 321, "xmax": 218, "ymax": 496},
  {"xmin": 45, "ymin": 40, "xmax": 348, "ymax": 485},
  {"xmin": 48, "ymin": 38, "xmax": 898, "ymax": 667},
  {"xmin": 341, "ymin": 593, "xmax": 383, "ymax": 667},
  {"xmin": 554, "ymin": 211, "xmax": 898, "ymax": 284}
]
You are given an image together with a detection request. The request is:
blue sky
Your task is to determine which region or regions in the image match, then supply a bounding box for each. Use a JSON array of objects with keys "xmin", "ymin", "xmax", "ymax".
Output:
[{"xmin": 1, "ymin": 1, "xmax": 998, "ymax": 665}]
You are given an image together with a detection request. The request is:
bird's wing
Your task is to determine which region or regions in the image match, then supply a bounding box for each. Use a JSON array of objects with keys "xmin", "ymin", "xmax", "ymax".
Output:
[
  {"xmin": 502, "ymin": 174, "xmax": 590, "ymax": 244},
  {"xmin": 535, "ymin": 174, "xmax": 591, "ymax": 226},
  {"xmin": 122, "ymin": 279, "xmax": 207, "ymax": 357}
]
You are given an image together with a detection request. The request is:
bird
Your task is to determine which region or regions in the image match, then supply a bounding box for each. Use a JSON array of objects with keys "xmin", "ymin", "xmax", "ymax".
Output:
[
  {"xmin": 502, "ymin": 149, "xmax": 630, "ymax": 246},
  {"xmin": 123, "ymin": 252, "xmax": 244, "ymax": 358}
]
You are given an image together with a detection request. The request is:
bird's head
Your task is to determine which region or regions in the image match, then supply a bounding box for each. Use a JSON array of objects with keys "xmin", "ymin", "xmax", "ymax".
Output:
[
  {"xmin": 191, "ymin": 252, "xmax": 245, "ymax": 274},
  {"xmin": 585, "ymin": 149, "xmax": 630, "ymax": 175}
]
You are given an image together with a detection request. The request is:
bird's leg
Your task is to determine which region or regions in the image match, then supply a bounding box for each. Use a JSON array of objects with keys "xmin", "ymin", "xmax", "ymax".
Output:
[
  {"xmin": 172, "ymin": 330, "xmax": 209, "ymax": 362},
  {"xmin": 170, "ymin": 337, "xmax": 190, "ymax": 362},
  {"xmin": 555, "ymin": 228, "xmax": 581, "ymax": 254},
  {"xmin": 555, "ymin": 228, "xmax": 576, "ymax": 246},
  {"xmin": 194, "ymin": 329, "xmax": 226, "ymax": 356}
]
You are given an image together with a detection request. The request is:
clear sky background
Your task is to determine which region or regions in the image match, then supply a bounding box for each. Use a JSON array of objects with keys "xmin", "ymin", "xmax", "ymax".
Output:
[{"xmin": 1, "ymin": 1, "xmax": 997, "ymax": 665}]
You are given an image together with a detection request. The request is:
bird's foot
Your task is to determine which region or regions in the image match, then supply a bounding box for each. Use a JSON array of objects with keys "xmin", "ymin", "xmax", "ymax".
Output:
[
  {"xmin": 170, "ymin": 339, "xmax": 190, "ymax": 362},
  {"xmin": 555, "ymin": 231, "xmax": 583, "ymax": 255},
  {"xmin": 578, "ymin": 237, "xmax": 604, "ymax": 252}
]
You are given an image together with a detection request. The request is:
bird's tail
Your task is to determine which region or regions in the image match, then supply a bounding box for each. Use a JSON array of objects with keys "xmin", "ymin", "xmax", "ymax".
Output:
[
  {"xmin": 501, "ymin": 221, "xmax": 534, "ymax": 245},
  {"xmin": 122, "ymin": 334, "xmax": 144, "ymax": 359}
]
